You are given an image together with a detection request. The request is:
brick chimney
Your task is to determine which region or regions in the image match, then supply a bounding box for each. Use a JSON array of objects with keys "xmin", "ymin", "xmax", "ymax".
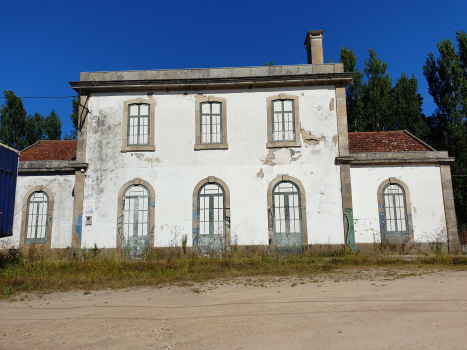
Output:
[{"xmin": 304, "ymin": 30, "xmax": 324, "ymax": 64}]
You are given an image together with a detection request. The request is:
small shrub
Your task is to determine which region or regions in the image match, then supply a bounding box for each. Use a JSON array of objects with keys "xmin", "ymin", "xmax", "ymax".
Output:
[{"xmin": 0, "ymin": 248, "xmax": 24, "ymax": 268}]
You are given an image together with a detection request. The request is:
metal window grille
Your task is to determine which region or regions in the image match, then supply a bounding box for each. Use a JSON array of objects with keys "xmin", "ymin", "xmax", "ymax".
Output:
[
  {"xmin": 128, "ymin": 104, "xmax": 150, "ymax": 145},
  {"xmin": 272, "ymin": 99, "xmax": 295, "ymax": 142},
  {"xmin": 272, "ymin": 182, "xmax": 302, "ymax": 235},
  {"xmin": 25, "ymin": 192, "xmax": 49, "ymax": 244},
  {"xmin": 123, "ymin": 185, "xmax": 150, "ymax": 239},
  {"xmin": 198, "ymin": 183, "xmax": 225, "ymax": 236},
  {"xmin": 200, "ymin": 102, "xmax": 222, "ymax": 144},
  {"xmin": 383, "ymin": 184, "xmax": 408, "ymax": 234}
]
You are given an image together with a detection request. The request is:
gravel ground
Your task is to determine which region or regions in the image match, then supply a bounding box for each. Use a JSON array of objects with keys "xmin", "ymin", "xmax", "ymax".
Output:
[{"xmin": 1, "ymin": 268, "xmax": 466, "ymax": 350}]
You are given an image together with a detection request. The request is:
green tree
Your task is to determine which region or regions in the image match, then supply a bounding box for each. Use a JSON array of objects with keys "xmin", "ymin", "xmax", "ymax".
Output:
[
  {"xmin": 44, "ymin": 109, "xmax": 62, "ymax": 140},
  {"xmin": 0, "ymin": 90, "xmax": 28, "ymax": 150},
  {"xmin": 24, "ymin": 112, "xmax": 45, "ymax": 145},
  {"xmin": 340, "ymin": 47, "xmax": 365, "ymax": 132},
  {"xmin": 391, "ymin": 72, "xmax": 429, "ymax": 138},
  {"xmin": 0, "ymin": 90, "xmax": 63, "ymax": 150},
  {"xmin": 341, "ymin": 48, "xmax": 429, "ymax": 139},
  {"xmin": 423, "ymin": 31, "xmax": 467, "ymax": 223},
  {"xmin": 64, "ymin": 97, "xmax": 79, "ymax": 140},
  {"xmin": 362, "ymin": 49, "xmax": 394, "ymax": 131}
]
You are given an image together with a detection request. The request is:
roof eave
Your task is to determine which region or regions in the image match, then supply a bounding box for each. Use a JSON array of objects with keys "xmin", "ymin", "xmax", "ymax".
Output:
[
  {"xmin": 69, "ymin": 73, "xmax": 354, "ymax": 94},
  {"xmin": 18, "ymin": 160, "xmax": 87, "ymax": 174},
  {"xmin": 336, "ymin": 151, "xmax": 454, "ymax": 166}
]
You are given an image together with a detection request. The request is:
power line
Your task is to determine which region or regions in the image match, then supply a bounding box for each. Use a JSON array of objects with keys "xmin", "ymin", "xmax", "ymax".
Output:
[{"xmin": 0, "ymin": 96, "xmax": 77, "ymax": 99}]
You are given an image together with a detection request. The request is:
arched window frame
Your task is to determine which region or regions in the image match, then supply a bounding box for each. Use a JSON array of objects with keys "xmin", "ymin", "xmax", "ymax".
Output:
[
  {"xmin": 121, "ymin": 97, "xmax": 156, "ymax": 152},
  {"xmin": 266, "ymin": 93, "xmax": 301, "ymax": 149},
  {"xmin": 20, "ymin": 185, "xmax": 54, "ymax": 248},
  {"xmin": 198, "ymin": 183, "xmax": 225, "ymax": 237},
  {"xmin": 192, "ymin": 177, "xmax": 230, "ymax": 247},
  {"xmin": 122, "ymin": 185, "xmax": 150, "ymax": 239},
  {"xmin": 117, "ymin": 178, "xmax": 156, "ymax": 251},
  {"xmin": 267, "ymin": 175, "xmax": 308, "ymax": 247},
  {"xmin": 377, "ymin": 178, "xmax": 414, "ymax": 243},
  {"xmin": 194, "ymin": 96, "xmax": 228, "ymax": 150}
]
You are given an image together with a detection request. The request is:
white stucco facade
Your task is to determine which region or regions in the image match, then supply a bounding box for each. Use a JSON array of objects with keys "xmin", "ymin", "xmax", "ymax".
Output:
[
  {"xmin": 82, "ymin": 87, "xmax": 345, "ymax": 248},
  {"xmin": 351, "ymin": 165, "xmax": 447, "ymax": 244},
  {"xmin": 11, "ymin": 174, "xmax": 75, "ymax": 248}
]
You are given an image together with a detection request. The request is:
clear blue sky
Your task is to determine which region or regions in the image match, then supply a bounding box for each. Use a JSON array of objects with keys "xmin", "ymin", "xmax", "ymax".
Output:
[{"xmin": 1, "ymin": 0, "xmax": 466, "ymax": 137}]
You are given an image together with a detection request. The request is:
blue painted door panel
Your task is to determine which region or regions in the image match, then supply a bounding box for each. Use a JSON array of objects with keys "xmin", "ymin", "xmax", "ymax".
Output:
[{"xmin": 0, "ymin": 145, "xmax": 19, "ymax": 238}]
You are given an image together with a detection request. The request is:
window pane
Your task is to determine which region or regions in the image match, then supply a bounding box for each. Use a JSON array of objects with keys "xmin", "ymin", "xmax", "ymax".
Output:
[
  {"xmin": 274, "ymin": 113, "xmax": 281, "ymax": 123},
  {"xmin": 273, "ymin": 101, "xmax": 282, "ymax": 112},
  {"xmin": 130, "ymin": 105, "xmax": 139, "ymax": 116},
  {"xmin": 139, "ymin": 104, "xmax": 149, "ymax": 115},
  {"xmin": 283, "ymin": 100, "xmax": 293, "ymax": 111},
  {"xmin": 276, "ymin": 183, "xmax": 298, "ymax": 193},
  {"xmin": 211, "ymin": 103, "xmax": 221, "ymax": 114},
  {"xmin": 201, "ymin": 103, "xmax": 210, "ymax": 114}
]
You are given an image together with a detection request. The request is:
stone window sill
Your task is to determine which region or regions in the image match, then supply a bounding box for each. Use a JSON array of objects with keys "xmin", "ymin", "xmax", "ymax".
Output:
[
  {"xmin": 121, "ymin": 145, "xmax": 156, "ymax": 153},
  {"xmin": 194, "ymin": 143, "xmax": 229, "ymax": 151},
  {"xmin": 266, "ymin": 141, "xmax": 302, "ymax": 149}
]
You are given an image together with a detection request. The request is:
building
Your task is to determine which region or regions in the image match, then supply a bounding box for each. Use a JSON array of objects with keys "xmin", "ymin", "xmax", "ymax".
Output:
[{"xmin": 9, "ymin": 31, "xmax": 461, "ymax": 256}]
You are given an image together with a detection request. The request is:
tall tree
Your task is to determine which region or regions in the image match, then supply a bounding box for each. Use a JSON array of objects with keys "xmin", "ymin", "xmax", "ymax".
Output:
[
  {"xmin": 0, "ymin": 90, "xmax": 28, "ymax": 150},
  {"xmin": 423, "ymin": 31, "xmax": 467, "ymax": 223},
  {"xmin": 24, "ymin": 112, "xmax": 45, "ymax": 145},
  {"xmin": 0, "ymin": 90, "xmax": 64, "ymax": 150},
  {"xmin": 340, "ymin": 47, "xmax": 365, "ymax": 132},
  {"xmin": 391, "ymin": 72, "xmax": 429, "ymax": 138},
  {"xmin": 64, "ymin": 97, "xmax": 79, "ymax": 140},
  {"xmin": 362, "ymin": 49, "xmax": 394, "ymax": 131},
  {"xmin": 44, "ymin": 109, "xmax": 62, "ymax": 140},
  {"xmin": 341, "ymin": 47, "xmax": 429, "ymax": 139}
]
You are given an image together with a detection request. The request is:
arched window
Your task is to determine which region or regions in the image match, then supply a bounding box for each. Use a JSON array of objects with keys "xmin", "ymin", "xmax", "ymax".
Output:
[
  {"xmin": 25, "ymin": 192, "xmax": 49, "ymax": 244},
  {"xmin": 382, "ymin": 184, "xmax": 408, "ymax": 237},
  {"xmin": 117, "ymin": 179, "xmax": 155, "ymax": 258},
  {"xmin": 122, "ymin": 185, "xmax": 150, "ymax": 239},
  {"xmin": 272, "ymin": 181, "xmax": 302, "ymax": 242},
  {"xmin": 198, "ymin": 183, "xmax": 225, "ymax": 238}
]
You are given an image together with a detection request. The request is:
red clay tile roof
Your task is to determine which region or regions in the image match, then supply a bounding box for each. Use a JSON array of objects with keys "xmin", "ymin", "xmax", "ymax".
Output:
[
  {"xmin": 348, "ymin": 131, "xmax": 432, "ymax": 153},
  {"xmin": 20, "ymin": 140, "xmax": 77, "ymax": 161}
]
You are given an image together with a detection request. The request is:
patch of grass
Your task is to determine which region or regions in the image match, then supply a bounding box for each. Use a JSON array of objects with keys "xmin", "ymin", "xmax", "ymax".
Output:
[{"xmin": 1, "ymin": 249, "xmax": 467, "ymax": 299}]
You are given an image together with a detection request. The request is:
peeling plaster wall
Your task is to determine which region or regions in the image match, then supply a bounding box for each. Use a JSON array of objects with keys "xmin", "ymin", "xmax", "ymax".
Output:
[
  {"xmin": 350, "ymin": 166, "xmax": 447, "ymax": 244},
  {"xmin": 82, "ymin": 86, "xmax": 345, "ymax": 248},
  {"xmin": 11, "ymin": 175, "xmax": 75, "ymax": 248}
]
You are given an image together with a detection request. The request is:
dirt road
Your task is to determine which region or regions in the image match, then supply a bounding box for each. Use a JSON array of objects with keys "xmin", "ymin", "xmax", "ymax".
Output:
[{"xmin": 1, "ymin": 269, "xmax": 466, "ymax": 349}]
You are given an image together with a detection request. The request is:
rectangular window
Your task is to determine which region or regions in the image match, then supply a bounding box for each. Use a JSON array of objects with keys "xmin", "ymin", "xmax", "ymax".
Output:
[
  {"xmin": 128, "ymin": 104, "xmax": 150, "ymax": 145},
  {"xmin": 200, "ymin": 102, "xmax": 222, "ymax": 144},
  {"xmin": 272, "ymin": 100, "xmax": 295, "ymax": 142}
]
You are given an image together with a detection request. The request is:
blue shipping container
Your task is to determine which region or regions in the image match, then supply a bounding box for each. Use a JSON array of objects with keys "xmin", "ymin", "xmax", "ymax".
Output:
[{"xmin": 0, "ymin": 143, "xmax": 19, "ymax": 238}]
